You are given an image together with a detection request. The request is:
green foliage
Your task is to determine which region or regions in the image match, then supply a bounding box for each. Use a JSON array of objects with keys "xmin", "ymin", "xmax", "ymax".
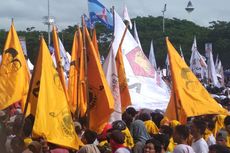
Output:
[{"xmin": 0, "ymin": 17, "xmax": 229, "ymax": 69}]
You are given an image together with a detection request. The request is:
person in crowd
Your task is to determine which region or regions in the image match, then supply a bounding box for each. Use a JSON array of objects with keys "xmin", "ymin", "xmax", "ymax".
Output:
[
  {"xmin": 112, "ymin": 120, "xmax": 134, "ymax": 149},
  {"xmin": 144, "ymin": 138, "xmax": 162, "ymax": 153},
  {"xmin": 139, "ymin": 112, "xmax": 159, "ymax": 135},
  {"xmin": 109, "ymin": 130, "xmax": 131, "ymax": 153},
  {"xmin": 150, "ymin": 112, "xmax": 164, "ymax": 128},
  {"xmin": 152, "ymin": 134, "xmax": 170, "ymax": 153},
  {"xmin": 130, "ymin": 120, "xmax": 151, "ymax": 153},
  {"xmin": 78, "ymin": 129, "xmax": 100, "ymax": 153},
  {"xmin": 159, "ymin": 125, "xmax": 174, "ymax": 152},
  {"xmin": 122, "ymin": 111, "xmax": 134, "ymax": 129},
  {"xmin": 27, "ymin": 141, "xmax": 42, "ymax": 153},
  {"xmin": 11, "ymin": 136, "xmax": 26, "ymax": 153},
  {"xmin": 216, "ymin": 129, "xmax": 229, "ymax": 147},
  {"xmin": 173, "ymin": 125, "xmax": 195, "ymax": 153},
  {"xmin": 204, "ymin": 118, "xmax": 216, "ymax": 146},
  {"xmin": 0, "ymin": 110, "xmax": 7, "ymax": 153},
  {"xmin": 191, "ymin": 118, "xmax": 209, "ymax": 153},
  {"xmin": 209, "ymin": 144, "xmax": 230, "ymax": 153},
  {"xmin": 126, "ymin": 107, "xmax": 138, "ymax": 119},
  {"xmin": 224, "ymin": 115, "xmax": 230, "ymax": 147}
]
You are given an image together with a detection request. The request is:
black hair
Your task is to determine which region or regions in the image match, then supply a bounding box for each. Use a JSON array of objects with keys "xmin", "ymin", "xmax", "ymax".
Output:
[
  {"xmin": 175, "ymin": 125, "xmax": 190, "ymax": 140},
  {"xmin": 193, "ymin": 118, "xmax": 207, "ymax": 135},
  {"xmin": 209, "ymin": 144, "xmax": 230, "ymax": 153},
  {"xmin": 122, "ymin": 111, "xmax": 133, "ymax": 128},
  {"xmin": 11, "ymin": 136, "xmax": 24, "ymax": 153},
  {"xmin": 145, "ymin": 138, "xmax": 162, "ymax": 153},
  {"xmin": 224, "ymin": 116, "xmax": 230, "ymax": 127},
  {"xmin": 139, "ymin": 113, "xmax": 151, "ymax": 121},
  {"xmin": 83, "ymin": 129, "xmax": 97, "ymax": 144},
  {"xmin": 126, "ymin": 107, "xmax": 137, "ymax": 118},
  {"xmin": 109, "ymin": 130, "xmax": 125, "ymax": 144},
  {"xmin": 152, "ymin": 134, "xmax": 170, "ymax": 151},
  {"xmin": 150, "ymin": 112, "xmax": 164, "ymax": 128},
  {"xmin": 112, "ymin": 120, "xmax": 126, "ymax": 131},
  {"xmin": 160, "ymin": 125, "xmax": 173, "ymax": 138}
]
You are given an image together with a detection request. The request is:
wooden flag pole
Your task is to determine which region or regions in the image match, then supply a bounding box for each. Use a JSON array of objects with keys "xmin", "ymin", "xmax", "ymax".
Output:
[{"xmin": 82, "ymin": 16, "xmax": 90, "ymax": 129}]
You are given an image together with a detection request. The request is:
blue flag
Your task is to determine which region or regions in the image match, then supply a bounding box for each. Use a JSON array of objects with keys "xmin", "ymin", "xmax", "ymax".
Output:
[
  {"xmin": 83, "ymin": 14, "xmax": 95, "ymax": 29},
  {"xmin": 88, "ymin": 0, "xmax": 113, "ymax": 29}
]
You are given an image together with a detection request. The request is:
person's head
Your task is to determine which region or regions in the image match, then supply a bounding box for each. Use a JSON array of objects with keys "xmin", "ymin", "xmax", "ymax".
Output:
[
  {"xmin": 122, "ymin": 111, "xmax": 133, "ymax": 128},
  {"xmin": 112, "ymin": 120, "xmax": 126, "ymax": 131},
  {"xmin": 216, "ymin": 129, "xmax": 228, "ymax": 147},
  {"xmin": 28, "ymin": 141, "xmax": 42, "ymax": 153},
  {"xmin": 11, "ymin": 136, "xmax": 25, "ymax": 153},
  {"xmin": 224, "ymin": 116, "xmax": 230, "ymax": 134},
  {"xmin": 139, "ymin": 113, "xmax": 151, "ymax": 122},
  {"xmin": 126, "ymin": 107, "xmax": 138, "ymax": 118},
  {"xmin": 81, "ymin": 129, "xmax": 97, "ymax": 144},
  {"xmin": 144, "ymin": 138, "xmax": 162, "ymax": 153},
  {"xmin": 191, "ymin": 118, "xmax": 206, "ymax": 139},
  {"xmin": 209, "ymin": 144, "xmax": 230, "ymax": 153},
  {"xmin": 159, "ymin": 125, "xmax": 173, "ymax": 138},
  {"xmin": 152, "ymin": 134, "xmax": 169, "ymax": 152},
  {"xmin": 109, "ymin": 130, "xmax": 125, "ymax": 144},
  {"xmin": 205, "ymin": 118, "xmax": 215, "ymax": 131},
  {"xmin": 150, "ymin": 113, "xmax": 164, "ymax": 128},
  {"xmin": 97, "ymin": 123, "xmax": 112, "ymax": 142},
  {"xmin": 173, "ymin": 125, "xmax": 190, "ymax": 144}
]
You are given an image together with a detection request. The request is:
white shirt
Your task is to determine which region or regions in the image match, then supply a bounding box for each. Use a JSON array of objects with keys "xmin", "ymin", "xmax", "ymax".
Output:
[
  {"xmin": 115, "ymin": 147, "xmax": 130, "ymax": 153},
  {"xmin": 192, "ymin": 138, "xmax": 209, "ymax": 153},
  {"xmin": 173, "ymin": 144, "xmax": 195, "ymax": 153},
  {"xmin": 206, "ymin": 134, "xmax": 216, "ymax": 146}
]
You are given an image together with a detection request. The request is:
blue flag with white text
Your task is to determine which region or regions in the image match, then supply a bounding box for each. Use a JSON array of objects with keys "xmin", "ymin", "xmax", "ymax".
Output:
[{"xmin": 88, "ymin": 0, "xmax": 113, "ymax": 29}]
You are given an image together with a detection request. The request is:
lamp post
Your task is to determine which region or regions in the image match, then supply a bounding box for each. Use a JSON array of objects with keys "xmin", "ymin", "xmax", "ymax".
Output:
[
  {"xmin": 43, "ymin": 0, "xmax": 55, "ymax": 47},
  {"xmin": 162, "ymin": 3, "xmax": 167, "ymax": 34}
]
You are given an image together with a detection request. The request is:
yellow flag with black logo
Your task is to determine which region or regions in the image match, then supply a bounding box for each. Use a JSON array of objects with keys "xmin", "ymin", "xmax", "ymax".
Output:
[
  {"xmin": 32, "ymin": 37, "xmax": 83, "ymax": 150},
  {"xmin": 0, "ymin": 23, "xmax": 30, "ymax": 110},
  {"xmin": 92, "ymin": 28, "xmax": 100, "ymax": 60},
  {"xmin": 116, "ymin": 45, "xmax": 131, "ymax": 112},
  {"xmin": 68, "ymin": 31, "xmax": 79, "ymax": 113},
  {"xmin": 165, "ymin": 37, "xmax": 228, "ymax": 123},
  {"xmin": 85, "ymin": 27, "xmax": 114, "ymax": 133}
]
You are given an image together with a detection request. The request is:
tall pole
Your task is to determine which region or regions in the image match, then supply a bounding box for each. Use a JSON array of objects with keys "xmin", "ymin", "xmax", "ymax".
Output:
[
  {"xmin": 48, "ymin": 0, "xmax": 51, "ymax": 46},
  {"xmin": 162, "ymin": 4, "xmax": 166, "ymax": 34}
]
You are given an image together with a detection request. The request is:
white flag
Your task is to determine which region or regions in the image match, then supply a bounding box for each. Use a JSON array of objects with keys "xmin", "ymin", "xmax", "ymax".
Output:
[
  {"xmin": 149, "ymin": 40, "xmax": 157, "ymax": 70},
  {"xmin": 123, "ymin": 5, "xmax": 132, "ymax": 29},
  {"xmin": 205, "ymin": 43, "xmax": 221, "ymax": 87},
  {"xmin": 190, "ymin": 36, "xmax": 208, "ymax": 80},
  {"xmin": 133, "ymin": 21, "xmax": 143, "ymax": 51},
  {"xmin": 109, "ymin": 11, "xmax": 170, "ymax": 111},
  {"xmin": 58, "ymin": 38, "xmax": 70, "ymax": 73}
]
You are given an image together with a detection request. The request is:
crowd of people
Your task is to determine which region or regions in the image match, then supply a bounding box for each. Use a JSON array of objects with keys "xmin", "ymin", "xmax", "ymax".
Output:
[{"xmin": 1, "ymin": 105, "xmax": 230, "ymax": 153}]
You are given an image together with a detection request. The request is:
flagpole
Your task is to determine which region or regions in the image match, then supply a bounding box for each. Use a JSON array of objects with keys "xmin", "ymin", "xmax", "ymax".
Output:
[
  {"xmin": 20, "ymin": 34, "xmax": 43, "ymax": 136},
  {"xmin": 82, "ymin": 16, "xmax": 90, "ymax": 129}
]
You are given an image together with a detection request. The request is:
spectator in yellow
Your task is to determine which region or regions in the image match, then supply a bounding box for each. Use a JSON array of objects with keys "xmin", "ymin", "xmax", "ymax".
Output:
[
  {"xmin": 139, "ymin": 112, "xmax": 159, "ymax": 135},
  {"xmin": 112, "ymin": 120, "xmax": 134, "ymax": 149}
]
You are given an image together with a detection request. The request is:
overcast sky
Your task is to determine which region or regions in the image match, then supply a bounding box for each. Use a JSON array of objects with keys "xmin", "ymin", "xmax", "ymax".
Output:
[{"xmin": 0, "ymin": 0, "xmax": 229, "ymax": 31}]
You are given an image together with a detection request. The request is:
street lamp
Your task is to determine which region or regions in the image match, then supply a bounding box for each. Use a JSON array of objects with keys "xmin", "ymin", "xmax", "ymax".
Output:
[{"xmin": 43, "ymin": 0, "xmax": 55, "ymax": 46}]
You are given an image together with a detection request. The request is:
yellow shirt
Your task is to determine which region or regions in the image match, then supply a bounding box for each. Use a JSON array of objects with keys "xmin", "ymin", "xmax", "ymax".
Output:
[
  {"xmin": 167, "ymin": 137, "xmax": 175, "ymax": 152},
  {"xmin": 144, "ymin": 120, "xmax": 159, "ymax": 135},
  {"xmin": 122, "ymin": 127, "xmax": 134, "ymax": 148}
]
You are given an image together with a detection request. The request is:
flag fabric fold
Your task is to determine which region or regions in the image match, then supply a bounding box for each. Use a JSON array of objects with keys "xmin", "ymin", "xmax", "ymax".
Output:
[
  {"xmin": 0, "ymin": 23, "xmax": 30, "ymax": 110},
  {"xmin": 165, "ymin": 37, "xmax": 228, "ymax": 123},
  {"xmin": 32, "ymin": 37, "xmax": 82, "ymax": 150},
  {"xmin": 149, "ymin": 40, "xmax": 157, "ymax": 70}
]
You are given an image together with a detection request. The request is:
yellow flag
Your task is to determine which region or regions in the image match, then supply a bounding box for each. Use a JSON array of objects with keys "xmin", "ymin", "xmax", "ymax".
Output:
[
  {"xmin": 0, "ymin": 23, "xmax": 30, "ymax": 110},
  {"xmin": 116, "ymin": 46, "xmax": 131, "ymax": 112},
  {"xmin": 32, "ymin": 37, "xmax": 83, "ymax": 150},
  {"xmin": 92, "ymin": 28, "xmax": 100, "ymax": 59},
  {"xmin": 165, "ymin": 37, "xmax": 228, "ymax": 123},
  {"xmin": 68, "ymin": 32, "xmax": 79, "ymax": 113},
  {"xmin": 85, "ymin": 27, "xmax": 114, "ymax": 133},
  {"xmin": 78, "ymin": 28, "xmax": 87, "ymax": 117},
  {"xmin": 52, "ymin": 26, "xmax": 69, "ymax": 103}
]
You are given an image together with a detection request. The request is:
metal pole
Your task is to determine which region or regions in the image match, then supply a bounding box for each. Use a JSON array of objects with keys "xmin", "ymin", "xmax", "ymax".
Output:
[
  {"xmin": 48, "ymin": 0, "xmax": 51, "ymax": 46},
  {"xmin": 163, "ymin": 11, "xmax": 165, "ymax": 33}
]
